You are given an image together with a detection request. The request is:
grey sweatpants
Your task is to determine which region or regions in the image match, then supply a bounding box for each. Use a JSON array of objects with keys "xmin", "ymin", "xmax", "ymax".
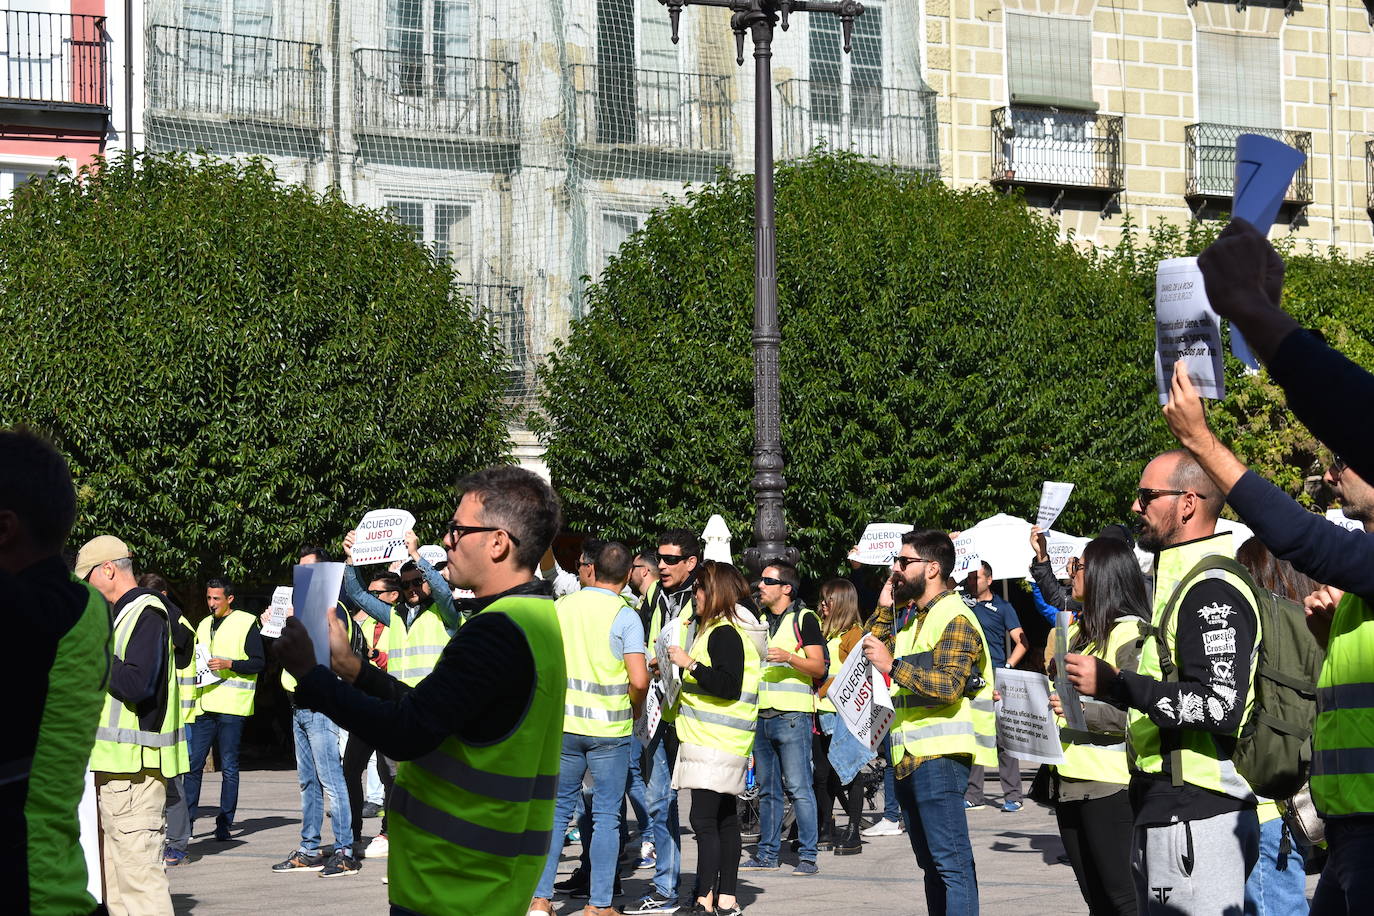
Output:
[{"xmin": 1133, "ymin": 808, "xmax": 1260, "ymax": 914}]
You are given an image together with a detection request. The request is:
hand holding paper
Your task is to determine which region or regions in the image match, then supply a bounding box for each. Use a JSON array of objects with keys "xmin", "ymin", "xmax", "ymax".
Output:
[
  {"xmin": 1036, "ymin": 482, "xmax": 1074, "ymax": 529},
  {"xmin": 1162, "ymin": 359, "xmax": 1215, "ymax": 454},
  {"xmin": 1155, "ymin": 256, "xmax": 1225, "ymax": 405}
]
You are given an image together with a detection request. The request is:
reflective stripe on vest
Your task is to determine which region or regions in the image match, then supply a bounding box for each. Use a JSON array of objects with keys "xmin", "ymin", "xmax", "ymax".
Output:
[
  {"xmin": 196, "ymin": 610, "xmax": 258, "ymax": 716},
  {"xmin": 888, "ymin": 593, "xmax": 997, "ymax": 768},
  {"xmin": 1126, "ymin": 536, "xmax": 1259, "ymax": 801},
  {"xmin": 1055, "ymin": 617, "xmax": 1144, "ymax": 785},
  {"xmin": 676, "ymin": 615, "xmax": 762, "ymax": 758},
  {"xmin": 759, "ymin": 607, "xmax": 818, "ymax": 713},
  {"xmin": 557, "ymin": 589, "xmax": 635, "ymax": 737},
  {"xmin": 89, "ymin": 594, "xmax": 189, "ymax": 777},
  {"xmin": 177, "ymin": 617, "xmax": 201, "ymax": 724},
  {"xmin": 1312, "ymin": 593, "xmax": 1374, "ymax": 816},
  {"xmin": 389, "ymin": 594, "xmax": 565, "ymax": 915}
]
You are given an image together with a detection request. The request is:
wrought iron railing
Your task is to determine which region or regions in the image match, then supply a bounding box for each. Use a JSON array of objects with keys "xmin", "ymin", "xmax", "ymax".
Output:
[
  {"xmin": 1186, "ymin": 123, "xmax": 1313, "ymax": 203},
  {"xmin": 990, "ymin": 106, "xmax": 1123, "ymax": 190},
  {"xmin": 463, "ymin": 282, "xmax": 534, "ymax": 401},
  {"xmin": 569, "ymin": 64, "xmax": 731, "ymax": 152},
  {"xmin": 353, "ymin": 49, "xmax": 518, "ymax": 139},
  {"xmin": 147, "ymin": 25, "xmax": 323, "ymax": 129},
  {"xmin": 0, "ymin": 11, "xmax": 107, "ymax": 108},
  {"xmin": 777, "ymin": 79, "xmax": 938, "ymax": 172},
  {"xmin": 1365, "ymin": 140, "xmax": 1373, "ymax": 212}
]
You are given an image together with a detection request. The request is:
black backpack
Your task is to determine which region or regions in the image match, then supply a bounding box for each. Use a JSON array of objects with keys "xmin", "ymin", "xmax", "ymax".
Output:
[{"xmin": 1150, "ymin": 554, "xmax": 1323, "ymax": 800}]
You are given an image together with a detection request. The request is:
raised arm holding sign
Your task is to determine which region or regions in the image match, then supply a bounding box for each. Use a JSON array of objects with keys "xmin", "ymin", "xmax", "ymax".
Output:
[{"xmin": 1036, "ymin": 481, "xmax": 1075, "ymax": 530}]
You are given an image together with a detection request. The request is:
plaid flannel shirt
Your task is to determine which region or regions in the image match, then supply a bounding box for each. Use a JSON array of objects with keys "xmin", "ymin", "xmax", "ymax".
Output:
[{"xmin": 869, "ymin": 591, "xmax": 983, "ymax": 780}]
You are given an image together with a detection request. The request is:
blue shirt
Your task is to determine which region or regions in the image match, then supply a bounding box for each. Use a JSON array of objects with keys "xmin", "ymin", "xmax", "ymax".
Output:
[{"xmin": 968, "ymin": 594, "xmax": 1021, "ymax": 669}]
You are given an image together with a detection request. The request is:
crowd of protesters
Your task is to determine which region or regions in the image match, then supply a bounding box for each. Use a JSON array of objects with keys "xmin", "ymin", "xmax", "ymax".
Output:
[{"xmin": 6, "ymin": 218, "xmax": 1373, "ymax": 916}]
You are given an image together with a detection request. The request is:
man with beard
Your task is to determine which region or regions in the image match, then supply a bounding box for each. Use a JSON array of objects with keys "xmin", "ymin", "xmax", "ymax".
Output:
[
  {"xmin": 861, "ymin": 529, "xmax": 995, "ymax": 916},
  {"xmin": 1161, "ymin": 363, "xmax": 1374, "ymax": 915},
  {"xmin": 1065, "ymin": 448, "xmax": 1261, "ymax": 916}
]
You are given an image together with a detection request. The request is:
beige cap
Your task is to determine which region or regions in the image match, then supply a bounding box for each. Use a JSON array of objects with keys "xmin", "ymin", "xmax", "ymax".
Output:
[{"xmin": 74, "ymin": 535, "xmax": 132, "ymax": 580}]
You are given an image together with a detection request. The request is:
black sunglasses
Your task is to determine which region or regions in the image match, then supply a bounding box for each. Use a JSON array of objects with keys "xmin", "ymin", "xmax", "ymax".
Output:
[
  {"xmin": 893, "ymin": 556, "xmax": 934, "ymax": 571},
  {"xmin": 758, "ymin": 575, "xmax": 786, "ymax": 586},
  {"xmin": 445, "ymin": 521, "xmax": 521, "ymax": 547},
  {"xmin": 1136, "ymin": 488, "xmax": 1204, "ymax": 510},
  {"xmin": 367, "ymin": 588, "xmax": 399, "ymax": 597},
  {"xmin": 657, "ymin": 552, "xmax": 694, "ymax": 565}
]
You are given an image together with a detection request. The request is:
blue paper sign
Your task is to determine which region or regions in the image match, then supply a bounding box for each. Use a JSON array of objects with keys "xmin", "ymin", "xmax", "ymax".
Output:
[{"xmin": 1231, "ymin": 134, "xmax": 1306, "ymax": 369}]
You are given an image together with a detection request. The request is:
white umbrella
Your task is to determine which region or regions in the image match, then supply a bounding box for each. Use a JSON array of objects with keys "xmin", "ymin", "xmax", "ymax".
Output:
[
  {"xmin": 702, "ymin": 514, "xmax": 733, "ymax": 563},
  {"xmin": 961, "ymin": 512, "xmax": 1087, "ymax": 581}
]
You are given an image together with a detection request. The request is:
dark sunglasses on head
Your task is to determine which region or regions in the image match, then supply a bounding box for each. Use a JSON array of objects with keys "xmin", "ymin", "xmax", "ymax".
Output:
[
  {"xmin": 657, "ymin": 552, "xmax": 693, "ymax": 565},
  {"xmin": 445, "ymin": 520, "xmax": 522, "ymax": 547}
]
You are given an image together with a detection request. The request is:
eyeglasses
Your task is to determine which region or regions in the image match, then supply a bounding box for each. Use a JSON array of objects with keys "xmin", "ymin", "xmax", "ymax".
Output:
[
  {"xmin": 893, "ymin": 556, "xmax": 934, "ymax": 571},
  {"xmin": 401, "ymin": 579, "xmax": 427, "ymax": 592},
  {"xmin": 577, "ymin": 559, "xmax": 593, "ymax": 568},
  {"xmin": 758, "ymin": 576, "xmax": 786, "ymax": 586},
  {"xmin": 445, "ymin": 521, "xmax": 522, "ymax": 548},
  {"xmin": 1136, "ymin": 488, "xmax": 1204, "ymax": 510},
  {"xmin": 367, "ymin": 588, "xmax": 399, "ymax": 598},
  {"xmin": 657, "ymin": 552, "xmax": 693, "ymax": 566},
  {"xmin": 1332, "ymin": 455, "xmax": 1348, "ymax": 472},
  {"xmin": 1067, "ymin": 558, "xmax": 1087, "ymax": 576}
]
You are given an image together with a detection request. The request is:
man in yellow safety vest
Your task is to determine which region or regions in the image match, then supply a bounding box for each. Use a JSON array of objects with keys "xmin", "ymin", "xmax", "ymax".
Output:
[
  {"xmin": 185, "ymin": 576, "xmax": 263, "ymax": 842},
  {"xmin": 275, "ymin": 466, "xmax": 567, "ymax": 915}
]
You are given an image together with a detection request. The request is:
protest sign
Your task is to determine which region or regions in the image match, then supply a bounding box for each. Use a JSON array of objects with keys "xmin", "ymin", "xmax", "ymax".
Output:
[
  {"xmin": 195, "ymin": 644, "xmax": 214, "ymax": 687},
  {"xmin": 260, "ymin": 586, "xmax": 292, "ymax": 638},
  {"xmin": 293, "ymin": 562, "xmax": 346, "ymax": 667},
  {"xmin": 852, "ymin": 523, "xmax": 914, "ymax": 566},
  {"xmin": 994, "ymin": 668, "xmax": 1064, "ymax": 765},
  {"xmin": 831, "ymin": 643, "xmax": 894, "ymax": 752},
  {"xmin": 1230, "ymin": 134, "xmax": 1307, "ymax": 370},
  {"xmin": 1036, "ymin": 481, "xmax": 1074, "ymax": 529},
  {"xmin": 634, "ymin": 683, "xmax": 664, "ymax": 744},
  {"xmin": 418, "ymin": 544, "xmax": 447, "ymax": 568},
  {"xmin": 952, "ymin": 532, "xmax": 981, "ymax": 579},
  {"xmin": 1326, "ymin": 508, "xmax": 1363, "ymax": 533},
  {"xmin": 1155, "ymin": 257, "xmax": 1225, "ymax": 405},
  {"xmin": 655, "ymin": 624, "xmax": 682, "ymax": 708},
  {"xmin": 1044, "ymin": 531, "xmax": 1089, "ymax": 580},
  {"xmin": 352, "ymin": 508, "xmax": 416, "ymax": 565},
  {"xmin": 1053, "ymin": 611, "xmax": 1088, "ymax": 731}
]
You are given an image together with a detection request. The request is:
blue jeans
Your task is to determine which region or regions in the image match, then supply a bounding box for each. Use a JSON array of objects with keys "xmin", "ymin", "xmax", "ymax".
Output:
[
  {"xmin": 627, "ymin": 734, "xmax": 650, "ymax": 833},
  {"xmin": 879, "ymin": 731, "xmax": 900, "ymax": 822},
  {"xmin": 894, "ymin": 756, "xmax": 978, "ymax": 916},
  {"xmin": 642, "ymin": 725, "xmax": 681, "ymax": 898},
  {"xmin": 292, "ymin": 707, "xmax": 352, "ymax": 854},
  {"xmin": 184, "ymin": 712, "xmax": 246, "ymax": 828},
  {"xmin": 1311, "ymin": 815, "xmax": 1374, "ymax": 915},
  {"xmin": 536, "ymin": 734, "xmax": 631, "ymax": 907},
  {"xmin": 754, "ymin": 711, "xmax": 819, "ymax": 864},
  {"xmin": 1245, "ymin": 815, "xmax": 1308, "ymax": 915}
]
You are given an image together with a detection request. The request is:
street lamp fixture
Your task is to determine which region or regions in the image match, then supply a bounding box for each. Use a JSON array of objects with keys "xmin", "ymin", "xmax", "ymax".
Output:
[{"xmin": 658, "ymin": 0, "xmax": 864, "ymax": 574}]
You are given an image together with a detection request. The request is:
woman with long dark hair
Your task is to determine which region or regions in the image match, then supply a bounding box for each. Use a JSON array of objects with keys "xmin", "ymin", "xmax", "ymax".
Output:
[
  {"xmin": 812, "ymin": 578, "xmax": 868, "ymax": 855},
  {"xmin": 1051, "ymin": 537, "xmax": 1150, "ymax": 916},
  {"xmin": 668, "ymin": 561, "xmax": 763, "ymax": 915}
]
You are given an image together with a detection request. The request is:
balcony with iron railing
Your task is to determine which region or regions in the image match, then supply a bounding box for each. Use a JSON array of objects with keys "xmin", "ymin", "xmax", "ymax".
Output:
[
  {"xmin": 463, "ymin": 281, "xmax": 535, "ymax": 404},
  {"xmin": 0, "ymin": 11, "xmax": 107, "ymax": 111},
  {"xmin": 1186, "ymin": 123, "xmax": 1312, "ymax": 206},
  {"xmin": 990, "ymin": 106, "xmax": 1123, "ymax": 192},
  {"xmin": 777, "ymin": 79, "xmax": 938, "ymax": 173},
  {"xmin": 147, "ymin": 25, "xmax": 324, "ymax": 130},
  {"xmin": 353, "ymin": 49, "xmax": 519, "ymax": 142},
  {"xmin": 568, "ymin": 64, "xmax": 731, "ymax": 176}
]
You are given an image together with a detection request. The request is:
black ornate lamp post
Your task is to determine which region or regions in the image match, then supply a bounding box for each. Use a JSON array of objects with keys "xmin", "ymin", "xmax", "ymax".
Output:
[{"xmin": 659, "ymin": 0, "xmax": 864, "ymax": 573}]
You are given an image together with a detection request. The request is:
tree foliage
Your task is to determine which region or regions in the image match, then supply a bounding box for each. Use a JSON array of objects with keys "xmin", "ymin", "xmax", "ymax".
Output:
[
  {"xmin": 0, "ymin": 152, "xmax": 511, "ymax": 584},
  {"xmin": 536, "ymin": 153, "xmax": 1180, "ymax": 577}
]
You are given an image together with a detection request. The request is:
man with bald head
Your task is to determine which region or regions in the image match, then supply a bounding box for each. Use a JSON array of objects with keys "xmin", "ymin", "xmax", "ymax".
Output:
[{"xmin": 1065, "ymin": 449, "xmax": 1262, "ymax": 915}]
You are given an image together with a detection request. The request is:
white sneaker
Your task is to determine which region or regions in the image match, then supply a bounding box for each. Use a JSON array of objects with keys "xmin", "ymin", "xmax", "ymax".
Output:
[
  {"xmin": 861, "ymin": 818, "xmax": 903, "ymax": 837},
  {"xmin": 365, "ymin": 834, "xmax": 389, "ymax": 859}
]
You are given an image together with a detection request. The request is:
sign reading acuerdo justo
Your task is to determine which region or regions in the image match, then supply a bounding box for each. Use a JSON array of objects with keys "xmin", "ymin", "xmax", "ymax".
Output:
[{"xmin": 353, "ymin": 508, "xmax": 416, "ymax": 566}]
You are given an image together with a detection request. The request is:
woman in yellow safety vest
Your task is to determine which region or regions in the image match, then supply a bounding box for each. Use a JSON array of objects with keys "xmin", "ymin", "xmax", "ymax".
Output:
[
  {"xmin": 812, "ymin": 578, "xmax": 868, "ymax": 856},
  {"xmin": 667, "ymin": 560, "xmax": 762, "ymax": 916},
  {"xmin": 1049, "ymin": 537, "xmax": 1150, "ymax": 916}
]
